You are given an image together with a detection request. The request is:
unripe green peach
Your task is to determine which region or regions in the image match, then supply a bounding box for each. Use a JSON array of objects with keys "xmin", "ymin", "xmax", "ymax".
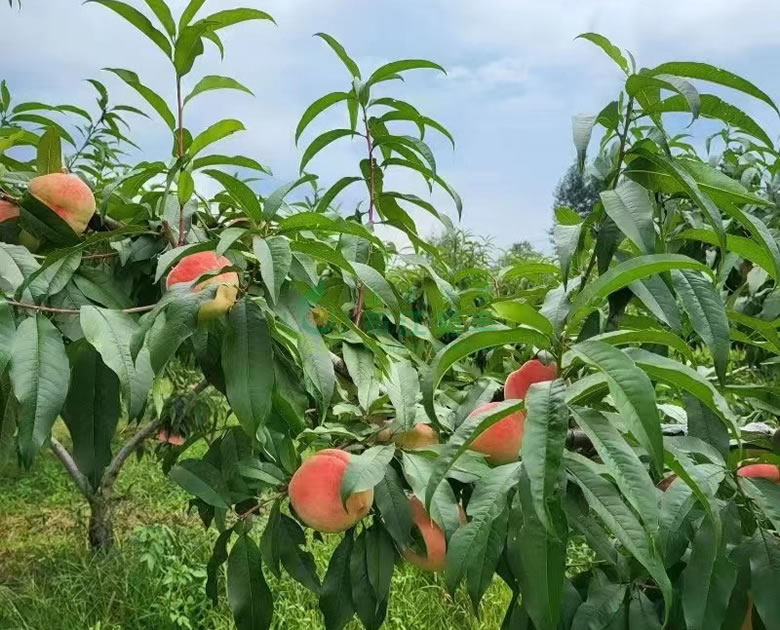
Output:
[{"xmin": 28, "ymin": 173, "xmax": 95, "ymax": 233}]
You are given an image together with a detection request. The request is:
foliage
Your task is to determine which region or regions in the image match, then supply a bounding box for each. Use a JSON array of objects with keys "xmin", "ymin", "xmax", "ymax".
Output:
[
  {"xmin": 553, "ymin": 162, "xmax": 603, "ymax": 218},
  {"xmin": 2, "ymin": 3, "xmax": 780, "ymax": 629}
]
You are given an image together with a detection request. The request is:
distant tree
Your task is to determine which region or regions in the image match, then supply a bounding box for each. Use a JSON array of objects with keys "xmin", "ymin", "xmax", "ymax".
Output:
[
  {"xmin": 497, "ymin": 240, "xmax": 545, "ymax": 268},
  {"xmin": 553, "ymin": 162, "xmax": 602, "ymax": 217}
]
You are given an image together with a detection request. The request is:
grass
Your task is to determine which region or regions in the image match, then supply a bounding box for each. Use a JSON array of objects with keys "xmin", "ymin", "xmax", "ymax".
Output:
[{"xmin": 0, "ymin": 425, "xmax": 513, "ymax": 630}]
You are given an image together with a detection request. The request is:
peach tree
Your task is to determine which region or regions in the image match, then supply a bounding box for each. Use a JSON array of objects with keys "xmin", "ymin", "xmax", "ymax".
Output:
[{"xmin": 1, "ymin": 3, "xmax": 780, "ymax": 629}]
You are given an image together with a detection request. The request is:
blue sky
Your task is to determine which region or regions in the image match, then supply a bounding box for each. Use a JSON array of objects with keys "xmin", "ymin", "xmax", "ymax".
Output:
[{"xmin": 4, "ymin": 0, "xmax": 780, "ymax": 255}]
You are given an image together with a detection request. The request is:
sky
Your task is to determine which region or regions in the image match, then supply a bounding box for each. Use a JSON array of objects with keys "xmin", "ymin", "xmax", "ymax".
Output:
[{"xmin": 3, "ymin": 0, "xmax": 780, "ymax": 256}]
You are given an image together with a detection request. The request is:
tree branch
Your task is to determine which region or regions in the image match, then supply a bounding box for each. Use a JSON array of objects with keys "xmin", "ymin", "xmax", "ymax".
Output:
[
  {"xmin": 50, "ymin": 437, "xmax": 93, "ymax": 499},
  {"xmin": 7, "ymin": 300, "xmax": 156, "ymax": 315},
  {"xmin": 100, "ymin": 417, "xmax": 164, "ymax": 494}
]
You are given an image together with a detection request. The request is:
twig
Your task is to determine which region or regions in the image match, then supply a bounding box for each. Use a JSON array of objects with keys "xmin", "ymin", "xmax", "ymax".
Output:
[
  {"xmin": 353, "ymin": 106, "xmax": 377, "ymax": 327},
  {"xmin": 6, "ymin": 300, "xmax": 156, "ymax": 315},
  {"xmin": 99, "ymin": 417, "xmax": 164, "ymax": 495},
  {"xmin": 161, "ymin": 220, "xmax": 178, "ymax": 248},
  {"xmin": 50, "ymin": 437, "xmax": 93, "ymax": 499}
]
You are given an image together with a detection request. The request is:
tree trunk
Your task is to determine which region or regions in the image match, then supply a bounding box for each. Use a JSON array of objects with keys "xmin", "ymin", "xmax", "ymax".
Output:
[{"xmin": 88, "ymin": 497, "xmax": 115, "ymax": 551}]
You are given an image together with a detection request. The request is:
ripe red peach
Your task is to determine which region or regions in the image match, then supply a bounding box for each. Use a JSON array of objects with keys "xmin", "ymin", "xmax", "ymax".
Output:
[
  {"xmin": 0, "ymin": 200, "xmax": 19, "ymax": 223},
  {"xmin": 403, "ymin": 496, "xmax": 448, "ymax": 572},
  {"xmin": 28, "ymin": 173, "xmax": 95, "ymax": 233},
  {"xmin": 288, "ymin": 449, "xmax": 374, "ymax": 533},
  {"xmin": 166, "ymin": 251, "xmax": 239, "ymax": 320},
  {"xmin": 737, "ymin": 463, "xmax": 780, "ymax": 483},
  {"xmin": 468, "ymin": 401, "xmax": 525, "ymax": 465},
  {"xmin": 504, "ymin": 359, "xmax": 558, "ymax": 400}
]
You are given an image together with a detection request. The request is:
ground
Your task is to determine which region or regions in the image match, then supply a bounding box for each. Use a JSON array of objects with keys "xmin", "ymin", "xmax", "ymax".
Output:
[{"xmin": 0, "ymin": 424, "xmax": 513, "ymax": 630}]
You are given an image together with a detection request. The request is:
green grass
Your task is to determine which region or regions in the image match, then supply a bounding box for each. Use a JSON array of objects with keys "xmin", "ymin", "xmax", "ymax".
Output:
[{"xmin": 0, "ymin": 427, "xmax": 513, "ymax": 630}]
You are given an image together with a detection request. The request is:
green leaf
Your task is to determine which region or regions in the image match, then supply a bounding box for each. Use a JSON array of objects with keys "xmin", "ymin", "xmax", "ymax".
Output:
[
  {"xmin": 589, "ymin": 328, "xmax": 694, "ymax": 363},
  {"xmin": 749, "ymin": 531, "xmax": 780, "ymax": 630},
  {"xmin": 627, "ymin": 73, "xmax": 700, "ymax": 123},
  {"xmin": 567, "ymin": 340, "xmax": 663, "ymax": 473},
  {"xmin": 87, "ymin": 0, "xmax": 172, "ymax": 58},
  {"xmin": 299, "ymin": 129, "xmax": 356, "ymax": 173},
  {"xmin": 104, "ymin": 68, "xmax": 176, "ymax": 130},
  {"xmin": 193, "ymin": 154, "xmax": 270, "ymax": 174},
  {"xmin": 289, "ymin": 240, "xmax": 355, "ymax": 275},
  {"xmin": 521, "ymin": 379, "xmax": 568, "ymax": 531},
  {"xmin": 650, "ymin": 61, "xmax": 779, "ymax": 115},
  {"xmin": 742, "ymin": 480, "xmax": 780, "ymax": 533},
  {"xmin": 18, "ymin": 190, "xmax": 81, "ymax": 247},
  {"xmin": 351, "ymin": 262, "xmax": 400, "ymax": 324},
  {"xmin": 184, "ymin": 75, "xmax": 253, "ymax": 106},
  {"xmin": 627, "ymin": 148, "xmax": 725, "ymax": 252},
  {"xmin": 570, "ymin": 581, "xmax": 626, "ymax": 630},
  {"xmin": 62, "ymin": 343, "xmax": 121, "ymax": 488},
  {"xmin": 720, "ymin": 204, "xmax": 780, "ymax": 281},
  {"xmin": 319, "ymin": 532, "xmax": 355, "ymax": 630},
  {"xmin": 179, "ymin": 0, "xmax": 205, "ymax": 29},
  {"xmin": 599, "ymin": 181, "xmax": 655, "ymax": 254},
  {"xmin": 365, "ymin": 525, "xmax": 394, "ymax": 615},
  {"xmin": 554, "ymin": 221, "xmax": 582, "ymax": 287},
  {"xmin": 422, "ymin": 326, "xmax": 549, "ymax": 424},
  {"xmin": 10, "ymin": 315, "xmax": 69, "ymax": 466},
  {"xmin": 196, "ymin": 8, "xmax": 275, "ymax": 31},
  {"xmin": 576, "ymin": 33, "xmax": 629, "ymax": 73},
  {"xmin": 227, "ymin": 534, "xmax": 273, "ymax": 630},
  {"xmin": 569, "ymin": 254, "xmax": 710, "ymax": 321},
  {"xmin": 263, "ymin": 174, "xmax": 317, "ymax": 220},
  {"xmin": 341, "ymin": 445, "xmax": 394, "ymax": 503},
  {"xmin": 295, "ymin": 92, "xmax": 350, "ymax": 144},
  {"xmin": 0, "ymin": 299, "xmax": 15, "ymax": 376},
  {"xmin": 36, "ymin": 127, "xmax": 62, "ymax": 175},
  {"xmin": 80, "ymin": 305, "xmax": 150, "ymax": 418},
  {"xmin": 499, "ymin": 261, "xmax": 560, "ymax": 282},
  {"xmin": 507, "ymin": 472, "xmax": 567, "ymax": 630},
  {"xmin": 626, "ymin": 348, "xmax": 736, "ymax": 435},
  {"xmin": 671, "ymin": 269, "xmax": 729, "ymax": 384},
  {"xmin": 684, "ymin": 392, "xmax": 729, "ymax": 461},
  {"xmin": 678, "ymin": 228, "xmax": 774, "ymax": 277},
  {"xmin": 572, "ymin": 114, "xmax": 597, "ymax": 171},
  {"xmin": 491, "ymin": 300, "xmax": 553, "ymax": 336},
  {"xmin": 253, "ymin": 236, "xmax": 291, "ymax": 304},
  {"xmin": 314, "ymin": 33, "xmax": 361, "ymax": 79},
  {"xmin": 142, "ymin": 0, "xmax": 175, "ymax": 36},
  {"xmin": 366, "ymin": 59, "xmax": 445, "ymax": 88},
  {"xmin": 374, "ymin": 466, "xmax": 412, "ymax": 547},
  {"xmin": 342, "ymin": 343, "xmax": 380, "ymax": 412},
  {"xmin": 202, "ymin": 169, "xmax": 261, "ymax": 222},
  {"xmin": 424, "ymin": 400, "xmax": 524, "ymax": 509},
  {"xmin": 682, "ymin": 511, "xmax": 738, "ymax": 630},
  {"xmin": 571, "ymin": 406, "xmax": 658, "ymax": 530},
  {"xmin": 629, "ymin": 274, "xmax": 681, "ymax": 333},
  {"xmin": 384, "ymin": 359, "xmax": 419, "ymax": 430},
  {"xmin": 222, "ymin": 299, "xmax": 274, "ymax": 438},
  {"xmin": 626, "ymin": 155, "xmax": 768, "ymax": 208},
  {"xmin": 373, "ymin": 135, "xmax": 436, "ymax": 175},
  {"xmin": 651, "ymin": 94, "xmax": 773, "ymax": 147},
  {"xmin": 278, "ymin": 515, "xmax": 321, "ymax": 593},
  {"xmin": 206, "ymin": 529, "xmax": 232, "ymax": 604},
  {"xmin": 170, "ymin": 459, "xmax": 229, "ymax": 508},
  {"xmin": 350, "ymin": 530, "xmax": 388, "ymax": 629},
  {"xmin": 565, "ymin": 452, "xmax": 672, "ymax": 622},
  {"xmin": 278, "ymin": 211, "xmax": 382, "ymax": 248},
  {"xmin": 188, "ymin": 119, "xmax": 244, "ymax": 157},
  {"xmin": 313, "ymin": 176, "xmax": 363, "ymax": 213}
]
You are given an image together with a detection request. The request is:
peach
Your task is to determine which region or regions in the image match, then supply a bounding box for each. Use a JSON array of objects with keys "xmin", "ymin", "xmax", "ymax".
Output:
[
  {"xmin": 467, "ymin": 401, "xmax": 525, "ymax": 465},
  {"xmin": 167, "ymin": 251, "xmax": 239, "ymax": 320},
  {"xmin": 0, "ymin": 200, "xmax": 19, "ymax": 223},
  {"xmin": 157, "ymin": 429, "xmax": 185, "ymax": 446},
  {"xmin": 504, "ymin": 359, "xmax": 558, "ymax": 400},
  {"xmin": 28, "ymin": 173, "xmax": 95, "ymax": 233},
  {"xmin": 166, "ymin": 250, "xmax": 239, "ymax": 290},
  {"xmin": 403, "ymin": 496, "xmax": 448, "ymax": 571},
  {"xmin": 737, "ymin": 464, "xmax": 780, "ymax": 483},
  {"xmin": 288, "ymin": 449, "xmax": 374, "ymax": 533},
  {"xmin": 383, "ymin": 424, "xmax": 438, "ymax": 450}
]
